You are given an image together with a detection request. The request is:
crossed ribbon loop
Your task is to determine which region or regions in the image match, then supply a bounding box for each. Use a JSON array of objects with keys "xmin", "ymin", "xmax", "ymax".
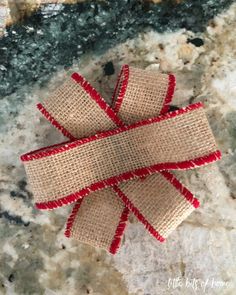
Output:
[{"xmin": 21, "ymin": 65, "xmax": 221, "ymax": 254}]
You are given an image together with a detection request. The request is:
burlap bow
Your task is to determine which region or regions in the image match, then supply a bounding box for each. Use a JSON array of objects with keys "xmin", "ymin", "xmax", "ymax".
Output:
[{"xmin": 21, "ymin": 65, "xmax": 221, "ymax": 254}]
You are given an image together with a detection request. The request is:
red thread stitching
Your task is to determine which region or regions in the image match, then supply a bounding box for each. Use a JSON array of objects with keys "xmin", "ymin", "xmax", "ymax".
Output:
[
  {"xmin": 109, "ymin": 206, "xmax": 130, "ymax": 254},
  {"xmin": 112, "ymin": 185, "xmax": 165, "ymax": 242},
  {"xmin": 159, "ymin": 171, "xmax": 200, "ymax": 208},
  {"xmin": 21, "ymin": 102, "xmax": 204, "ymax": 161},
  {"xmin": 35, "ymin": 150, "xmax": 221, "ymax": 210},
  {"xmin": 64, "ymin": 198, "xmax": 83, "ymax": 238},
  {"xmin": 112, "ymin": 64, "xmax": 129, "ymax": 113},
  {"xmin": 37, "ymin": 103, "xmax": 76, "ymax": 141},
  {"xmin": 111, "ymin": 64, "xmax": 127, "ymax": 104},
  {"xmin": 160, "ymin": 74, "xmax": 176, "ymax": 115}
]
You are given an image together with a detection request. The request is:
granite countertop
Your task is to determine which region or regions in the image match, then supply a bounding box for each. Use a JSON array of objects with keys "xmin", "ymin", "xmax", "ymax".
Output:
[{"xmin": 0, "ymin": 1, "xmax": 236, "ymax": 294}]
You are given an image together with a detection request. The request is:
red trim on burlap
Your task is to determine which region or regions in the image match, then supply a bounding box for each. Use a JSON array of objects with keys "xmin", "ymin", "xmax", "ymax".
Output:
[
  {"xmin": 64, "ymin": 198, "xmax": 129, "ymax": 254},
  {"xmin": 37, "ymin": 103, "xmax": 76, "ymax": 141},
  {"xmin": 159, "ymin": 171, "xmax": 200, "ymax": 208},
  {"xmin": 71, "ymin": 72, "xmax": 125, "ymax": 128},
  {"xmin": 35, "ymin": 150, "xmax": 221, "ymax": 210},
  {"xmin": 112, "ymin": 185, "xmax": 165, "ymax": 242},
  {"xmin": 64, "ymin": 199, "xmax": 83, "ymax": 238},
  {"xmin": 160, "ymin": 74, "xmax": 176, "ymax": 115},
  {"xmin": 112, "ymin": 64, "xmax": 129, "ymax": 113},
  {"xmin": 109, "ymin": 206, "xmax": 130, "ymax": 254},
  {"xmin": 21, "ymin": 102, "xmax": 204, "ymax": 161}
]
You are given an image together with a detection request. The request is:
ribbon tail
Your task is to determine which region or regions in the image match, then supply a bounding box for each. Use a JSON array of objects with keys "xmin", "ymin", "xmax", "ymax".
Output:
[
  {"xmin": 114, "ymin": 172, "xmax": 199, "ymax": 241},
  {"xmin": 65, "ymin": 188, "xmax": 129, "ymax": 254}
]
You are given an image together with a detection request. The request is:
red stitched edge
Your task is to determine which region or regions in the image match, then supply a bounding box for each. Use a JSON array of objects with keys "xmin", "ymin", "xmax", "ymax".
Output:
[
  {"xmin": 108, "ymin": 206, "xmax": 130, "ymax": 254},
  {"xmin": 37, "ymin": 103, "xmax": 76, "ymax": 141},
  {"xmin": 35, "ymin": 150, "xmax": 221, "ymax": 210},
  {"xmin": 71, "ymin": 72, "xmax": 125, "ymax": 128},
  {"xmin": 112, "ymin": 64, "xmax": 129, "ymax": 113},
  {"xmin": 21, "ymin": 102, "xmax": 204, "ymax": 161},
  {"xmin": 112, "ymin": 185, "xmax": 165, "ymax": 242},
  {"xmin": 111, "ymin": 64, "xmax": 127, "ymax": 104},
  {"xmin": 160, "ymin": 74, "xmax": 176, "ymax": 115},
  {"xmin": 64, "ymin": 198, "xmax": 83, "ymax": 238},
  {"xmin": 159, "ymin": 171, "xmax": 200, "ymax": 208}
]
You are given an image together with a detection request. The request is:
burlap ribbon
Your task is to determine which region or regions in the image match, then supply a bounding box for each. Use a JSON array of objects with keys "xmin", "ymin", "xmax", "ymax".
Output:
[{"xmin": 21, "ymin": 65, "xmax": 221, "ymax": 254}]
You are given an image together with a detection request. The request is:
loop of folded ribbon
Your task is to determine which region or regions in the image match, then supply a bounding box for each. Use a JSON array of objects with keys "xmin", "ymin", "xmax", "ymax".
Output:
[{"xmin": 21, "ymin": 65, "xmax": 221, "ymax": 254}]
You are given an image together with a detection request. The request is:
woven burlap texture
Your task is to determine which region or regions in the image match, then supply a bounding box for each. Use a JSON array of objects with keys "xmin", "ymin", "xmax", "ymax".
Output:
[{"xmin": 24, "ymin": 106, "xmax": 216, "ymax": 201}]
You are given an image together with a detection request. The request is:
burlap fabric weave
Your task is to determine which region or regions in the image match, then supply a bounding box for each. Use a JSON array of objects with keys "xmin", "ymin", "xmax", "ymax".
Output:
[{"xmin": 21, "ymin": 65, "xmax": 221, "ymax": 253}]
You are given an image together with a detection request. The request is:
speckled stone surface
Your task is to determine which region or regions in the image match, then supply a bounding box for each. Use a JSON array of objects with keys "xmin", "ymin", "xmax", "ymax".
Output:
[{"xmin": 0, "ymin": 1, "xmax": 236, "ymax": 295}]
